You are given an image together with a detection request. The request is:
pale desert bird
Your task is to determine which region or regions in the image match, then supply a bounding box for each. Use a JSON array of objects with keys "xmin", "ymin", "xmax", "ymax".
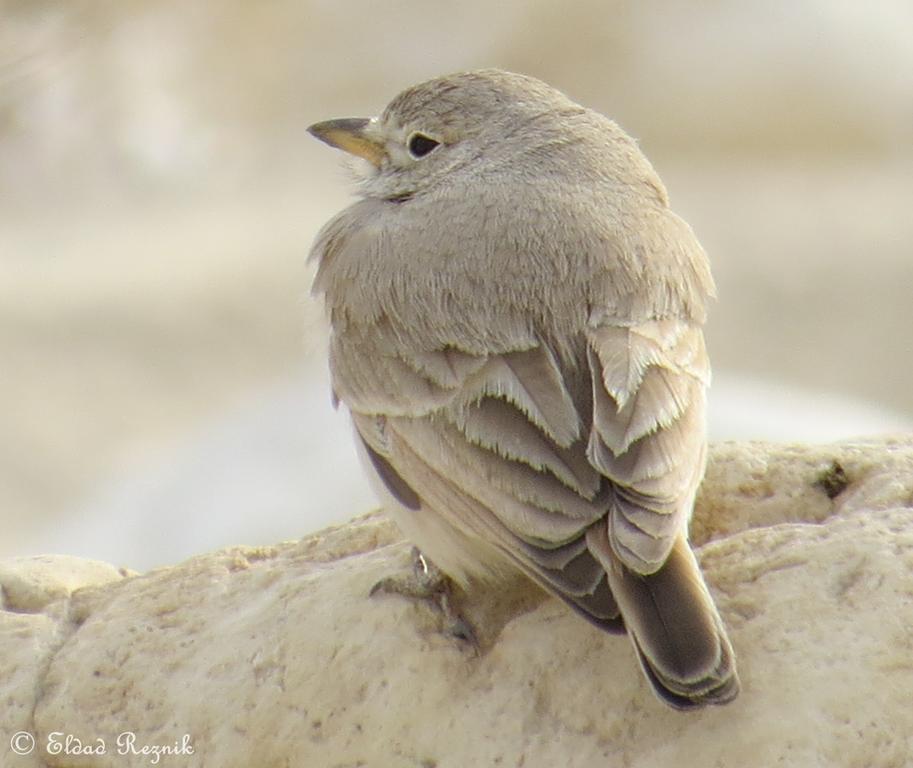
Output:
[{"xmin": 308, "ymin": 69, "xmax": 738, "ymax": 709}]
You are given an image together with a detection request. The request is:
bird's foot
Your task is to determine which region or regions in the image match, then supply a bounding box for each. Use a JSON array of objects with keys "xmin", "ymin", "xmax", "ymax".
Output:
[{"xmin": 370, "ymin": 547, "xmax": 478, "ymax": 650}]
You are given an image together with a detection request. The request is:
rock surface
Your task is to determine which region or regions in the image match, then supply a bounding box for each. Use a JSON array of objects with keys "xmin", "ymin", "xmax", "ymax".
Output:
[{"xmin": 2, "ymin": 437, "xmax": 912, "ymax": 767}]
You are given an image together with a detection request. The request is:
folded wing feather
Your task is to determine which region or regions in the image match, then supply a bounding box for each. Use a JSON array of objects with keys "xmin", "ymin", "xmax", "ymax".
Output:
[
  {"xmin": 587, "ymin": 320, "xmax": 710, "ymax": 574},
  {"xmin": 344, "ymin": 312, "xmax": 709, "ymax": 626}
]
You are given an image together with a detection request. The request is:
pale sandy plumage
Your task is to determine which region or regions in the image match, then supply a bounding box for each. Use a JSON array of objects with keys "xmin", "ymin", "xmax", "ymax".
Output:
[{"xmin": 308, "ymin": 69, "xmax": 738, "ymax": 709}]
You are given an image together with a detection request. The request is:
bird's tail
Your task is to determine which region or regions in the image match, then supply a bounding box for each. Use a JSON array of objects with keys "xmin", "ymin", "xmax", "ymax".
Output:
[{"xmin": 603, "ymin": 534, "xmax": 739, "ymax": 709}]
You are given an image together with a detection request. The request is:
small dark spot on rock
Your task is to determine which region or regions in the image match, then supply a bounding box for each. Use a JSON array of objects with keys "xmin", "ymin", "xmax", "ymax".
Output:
[
  {"xmin": 816, "ymin": 460, "xmax": 850, "ymax": 499},
  {"xmin": 420, "ymin": 759, "xmax": 437, "ymax": 768}
]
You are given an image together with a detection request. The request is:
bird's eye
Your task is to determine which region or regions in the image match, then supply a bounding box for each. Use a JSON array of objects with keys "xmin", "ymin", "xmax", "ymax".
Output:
[{"xmin": 407, "ymin": 132, "xmax": 440, "ymax": 158}]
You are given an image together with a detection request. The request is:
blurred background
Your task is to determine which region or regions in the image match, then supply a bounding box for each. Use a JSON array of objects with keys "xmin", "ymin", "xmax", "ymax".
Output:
[{"xmin": 1, "ymin": 0, "xmax": 911, "ymax": 570}]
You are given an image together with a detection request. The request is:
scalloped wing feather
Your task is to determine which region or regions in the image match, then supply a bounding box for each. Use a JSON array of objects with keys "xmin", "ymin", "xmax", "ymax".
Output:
[{"xmin": 587, "ymin": 320, "xmax": 710, "ymax": 574}]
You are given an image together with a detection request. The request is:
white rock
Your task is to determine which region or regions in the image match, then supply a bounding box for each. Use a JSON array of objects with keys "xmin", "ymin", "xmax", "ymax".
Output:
[
  {"xmin": 0, "ymin": 555, "xmax": 128, "ymax": 613},
  {"xmin": 2, "ymin": 438, "xmax": 912, "ymax": 767}
]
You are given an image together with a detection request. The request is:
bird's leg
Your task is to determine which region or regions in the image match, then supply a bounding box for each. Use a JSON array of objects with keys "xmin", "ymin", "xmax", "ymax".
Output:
[{"xmin": 370, "ymin": 546, "xmax": 478, "ymax": 649}]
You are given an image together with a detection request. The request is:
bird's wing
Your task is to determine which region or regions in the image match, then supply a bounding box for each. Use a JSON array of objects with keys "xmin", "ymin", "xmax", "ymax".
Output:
[
  {"xmin": 343, "ymin": 334, "xmax": 625, "ymax": 631},
  {"xmin": 340, "ymin": 313, "xmax": 709, "ymax": 575},
  {"xmin": 585, "ymin": 317, "xmax": 710, "ymax": 574}
]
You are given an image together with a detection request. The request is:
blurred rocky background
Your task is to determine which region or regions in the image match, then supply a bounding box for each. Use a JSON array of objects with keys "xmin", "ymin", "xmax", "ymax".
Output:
[{"xmin": 2, "ymin": 0, "xmax": 911, "ymax": 568}]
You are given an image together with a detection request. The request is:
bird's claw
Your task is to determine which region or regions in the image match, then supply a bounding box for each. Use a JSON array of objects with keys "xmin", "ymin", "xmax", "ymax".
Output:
[{"xmin": 370, "ymin": 547, "xmax": 479, "ymax": 650}]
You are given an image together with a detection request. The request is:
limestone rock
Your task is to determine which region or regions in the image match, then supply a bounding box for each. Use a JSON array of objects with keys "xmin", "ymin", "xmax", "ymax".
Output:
[
  {"xmin": 0, "ymin": 555, "xmax": 129, "ymax": 613},
  {"xmin": 2, "ymin": 437, "xmax": 912, "ymax": 767}
]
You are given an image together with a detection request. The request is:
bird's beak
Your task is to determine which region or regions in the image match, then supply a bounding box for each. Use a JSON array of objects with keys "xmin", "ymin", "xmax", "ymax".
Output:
[{"xmin": 307, "ymin": 118, "xmax": 386, "ymax": 168}]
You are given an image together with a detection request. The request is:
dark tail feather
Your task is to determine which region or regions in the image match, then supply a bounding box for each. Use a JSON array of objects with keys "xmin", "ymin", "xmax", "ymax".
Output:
[{"xmin": 601, "ymin": 534, "xmax": 739, "ymax": 709}]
